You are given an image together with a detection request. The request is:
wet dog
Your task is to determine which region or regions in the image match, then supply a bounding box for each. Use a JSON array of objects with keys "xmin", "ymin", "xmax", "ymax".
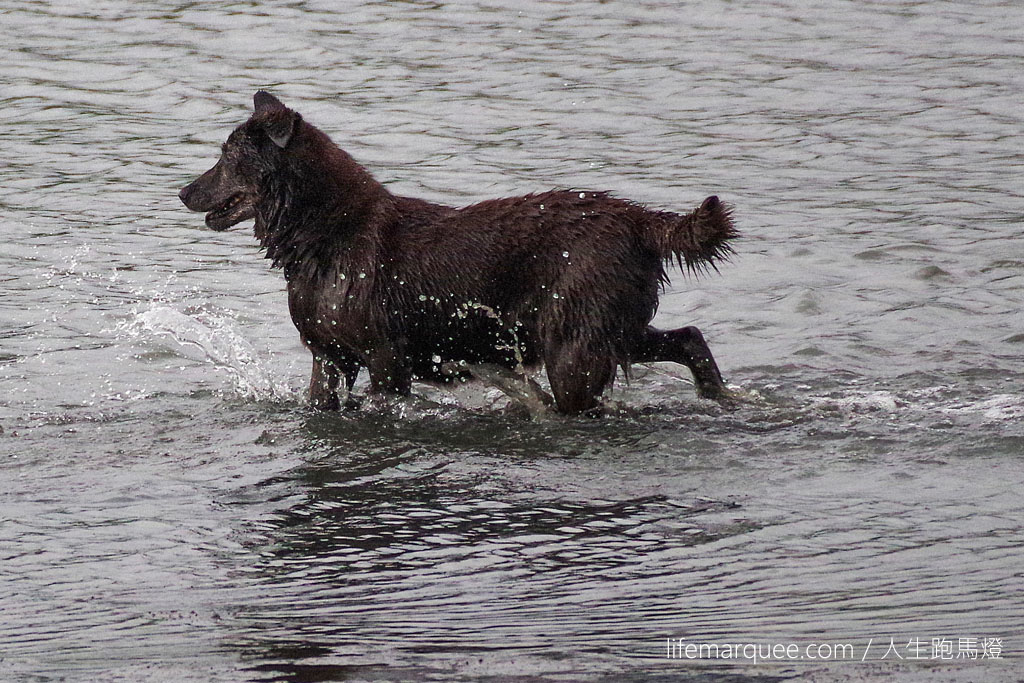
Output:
[{"xmin": 180, "ymin": 91, "xmax": 738, "ymax": 414}]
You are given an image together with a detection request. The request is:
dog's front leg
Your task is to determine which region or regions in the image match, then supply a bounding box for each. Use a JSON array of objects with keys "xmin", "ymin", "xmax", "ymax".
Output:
[
  {"xmin": 309, "ymin": 352, "xmax": 362, "ymax": 410},
  {"xmin": 309, "ymin": 354, "xmax": 341, "ymax": 410}
]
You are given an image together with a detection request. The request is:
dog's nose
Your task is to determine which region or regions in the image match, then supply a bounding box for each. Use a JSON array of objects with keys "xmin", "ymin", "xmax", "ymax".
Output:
[{"xmin": 178, "ymin": 184, "xmax": 198, "ymax": 209}]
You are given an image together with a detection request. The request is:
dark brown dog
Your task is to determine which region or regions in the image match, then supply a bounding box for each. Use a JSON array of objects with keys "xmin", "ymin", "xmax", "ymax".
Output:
[{"xmin": 180, "ymin": 91, "xmax": 738, "ymax": 414}]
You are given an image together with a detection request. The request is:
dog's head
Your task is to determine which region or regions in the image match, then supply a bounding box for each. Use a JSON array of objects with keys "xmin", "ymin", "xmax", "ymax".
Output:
[{"xmin": 179, "ymin": 91, "xmax": 301, "ymax": 231}]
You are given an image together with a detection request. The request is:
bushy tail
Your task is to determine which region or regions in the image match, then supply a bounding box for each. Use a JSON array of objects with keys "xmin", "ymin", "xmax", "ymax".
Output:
[{"xmin": 646, "ymin": 195, "xmax": 738, "ymax": 274}]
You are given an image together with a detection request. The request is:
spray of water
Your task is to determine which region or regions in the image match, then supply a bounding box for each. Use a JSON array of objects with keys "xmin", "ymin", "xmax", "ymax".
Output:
[
  {"xmin": 121, "ymin": 305, "xmax": 294, "ymax": 402},
  {"xmin": 449, "ymin": 301, "xmax": 554, "ymax": 417}
]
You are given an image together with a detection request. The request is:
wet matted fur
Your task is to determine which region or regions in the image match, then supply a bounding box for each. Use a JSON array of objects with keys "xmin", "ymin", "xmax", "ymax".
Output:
[{"xmin": 180, "ymin": 91, "xmax": 738, "ymax": 414}]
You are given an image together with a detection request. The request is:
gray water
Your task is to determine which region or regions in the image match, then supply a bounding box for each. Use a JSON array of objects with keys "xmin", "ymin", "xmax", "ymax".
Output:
[{"xmin": 1, "ymin": 1, "xmax": 1022, "ymax": 681}]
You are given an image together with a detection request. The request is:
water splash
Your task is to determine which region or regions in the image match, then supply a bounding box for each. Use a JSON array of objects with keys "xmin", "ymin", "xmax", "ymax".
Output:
[
  {"xmin": 802, "ymin": 385, "xmax": 1024, "ymax": 427},
  {"xmin": 938, "ymin": 394, "xmax": 1024, "ymax": 424},
  {"xmin": 808, "ymin": 390, "xmax": 902, "ymax": 413},
  {"xmin": 447, "ymin": 301, "xmax": 555, "ymax": 417},
  {"xmin": 122, "ymin": 305, "xmax": 293, "ymax": 402}
]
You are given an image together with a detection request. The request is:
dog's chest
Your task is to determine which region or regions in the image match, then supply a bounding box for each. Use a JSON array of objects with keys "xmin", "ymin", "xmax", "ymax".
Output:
[{"xmin": 287, "ymin": 267, "xmax": 378, "ymax": 352}]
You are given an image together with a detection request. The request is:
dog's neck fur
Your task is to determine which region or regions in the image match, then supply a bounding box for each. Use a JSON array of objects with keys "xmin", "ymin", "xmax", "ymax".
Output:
[{"xmin": 254, "ymin": 122, "xmax": 397, "ymax": 281}]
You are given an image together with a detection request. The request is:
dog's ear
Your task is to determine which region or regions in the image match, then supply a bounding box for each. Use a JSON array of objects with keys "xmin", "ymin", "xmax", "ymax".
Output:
[
  {"xmin": 254, "ymin": 90, "xmax": 287, "ymax": 114},
  {"xmin": 253, "ymin": 91, "xmax": 300, "ymax": 149},
  {"xmin": 261, "ymin": 110, "xmax": 301, "ymax": 149}
]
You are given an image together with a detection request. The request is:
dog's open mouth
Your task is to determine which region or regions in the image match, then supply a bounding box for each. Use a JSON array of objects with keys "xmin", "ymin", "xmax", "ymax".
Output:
[{"xmin": 205, "ymin": 193, "xmax": 255, "ymax": 231}]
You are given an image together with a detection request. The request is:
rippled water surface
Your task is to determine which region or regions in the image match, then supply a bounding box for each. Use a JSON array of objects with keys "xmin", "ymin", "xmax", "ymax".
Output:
[{"xmin": 2, "ymin": 1, "xmax": 1023, "ymax": 681}]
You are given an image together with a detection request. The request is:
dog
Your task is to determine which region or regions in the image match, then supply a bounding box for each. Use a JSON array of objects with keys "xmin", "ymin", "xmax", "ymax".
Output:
[{"xmin": 180, "ymin": 91, "xmax": 738, "ymax": 414}]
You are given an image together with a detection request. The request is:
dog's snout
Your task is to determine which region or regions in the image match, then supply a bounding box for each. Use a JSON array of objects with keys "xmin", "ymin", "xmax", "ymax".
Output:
[{"xmin": 179, "ymin": 181, "xmax": 204, "ymax": 211}]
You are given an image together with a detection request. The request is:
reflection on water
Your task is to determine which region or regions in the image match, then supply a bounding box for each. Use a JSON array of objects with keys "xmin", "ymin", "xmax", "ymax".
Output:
[{"xmin": 1, "ymin": 0, "xmax": 1023, "ymax": 681}]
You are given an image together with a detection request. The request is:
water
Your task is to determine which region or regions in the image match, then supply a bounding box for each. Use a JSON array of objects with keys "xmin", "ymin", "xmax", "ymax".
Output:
[{"xmin": 1, "ymin": 1, "xmax": 1022, "ymax": 681}]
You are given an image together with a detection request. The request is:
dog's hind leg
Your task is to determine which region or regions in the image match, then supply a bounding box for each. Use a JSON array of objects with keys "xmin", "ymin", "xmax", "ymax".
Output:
[
  {"xmin": 635, "ymin": 326, "xmax": 730, "ymax": 400},
  {"xmin": 544, "ymin": 343, "xmax": 615, "ymax": 415}
]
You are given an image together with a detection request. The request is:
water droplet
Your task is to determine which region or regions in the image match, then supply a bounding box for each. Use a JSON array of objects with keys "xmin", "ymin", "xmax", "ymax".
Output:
[
  {"xmin": 579, "ymin": 192, "xmax": 586, "ymax": 198},
  {"xmin": 552, "ymin": 293, "xmax": 560, "ymax": 299},
  {"xmin": 359, "ymin": 272, "xmax": 367, "ymax": 279},
  {"xmin": 562, "ymin": 251, "xmax": 570, "ymax": 258},
  {"xmin": 432, "ymin": 354, "xmax": 441, "ymax": 363},
  {"xmin": 418, "ymin": 294, "xmax": 427, "ymax": 301},
  {"xmin": 339, "ymin": 273, "xmax": 346, "ymax": 280}
]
